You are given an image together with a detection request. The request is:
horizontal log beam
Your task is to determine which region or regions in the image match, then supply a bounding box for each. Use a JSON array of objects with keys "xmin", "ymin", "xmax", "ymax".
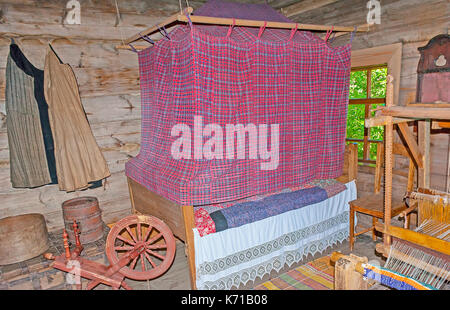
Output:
[
  {"xmin": 375, "ymin": 222, "xmax": 450, "ymax": 256},
  {"xmin": 350, "ymin": 98, "xmax": 386, "ymax": 105},
  {"xmin": 364, "ymin": 116, "xmax": 416, "ymax": 127},
  {"xmin": 124, "ymin": 6, "xmax": 370, "ymax": 45},
  {"xmin": 281, "ymin": 0, "xmax": 338, "ymax": 17},
  {"xmin": 180, "ymin": 14, "xmax": 369, "ymax": 32},
  {"xmin": 381, "ymin": 106, "xmax": 450, "ymax": 119}
]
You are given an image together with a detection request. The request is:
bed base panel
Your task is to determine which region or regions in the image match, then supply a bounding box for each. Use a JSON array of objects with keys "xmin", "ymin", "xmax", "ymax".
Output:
[{"xmin": 126, "ymin": 143, "xmax": 358, "ymax": 290}]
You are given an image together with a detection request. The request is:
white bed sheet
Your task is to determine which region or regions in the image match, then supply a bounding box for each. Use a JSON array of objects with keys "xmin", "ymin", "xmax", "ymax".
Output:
[{"xmin": 193, "ymin": 180, "xmax": 357, "ymax": 290}]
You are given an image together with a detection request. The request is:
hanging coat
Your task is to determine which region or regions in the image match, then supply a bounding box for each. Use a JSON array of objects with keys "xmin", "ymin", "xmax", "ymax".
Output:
[
  {"xmin": 43, "ymin": 45, "xmax": 110, "ymax": 192},
  {"xmin": 5, "ymin": 43, "xmax": 57, "ymax": 188}
]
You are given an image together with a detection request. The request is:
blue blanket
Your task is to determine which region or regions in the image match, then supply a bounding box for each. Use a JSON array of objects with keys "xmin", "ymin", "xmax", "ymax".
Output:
[{"xmin": 210, "ymin": 186, "xmax": 329, "ymax": 232}]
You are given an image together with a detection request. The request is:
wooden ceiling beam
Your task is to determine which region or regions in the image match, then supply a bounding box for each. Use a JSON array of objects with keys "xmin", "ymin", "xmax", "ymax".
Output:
[{"xmin": 281, "ymin": 0, "xmax": 338, "ymax": 17}]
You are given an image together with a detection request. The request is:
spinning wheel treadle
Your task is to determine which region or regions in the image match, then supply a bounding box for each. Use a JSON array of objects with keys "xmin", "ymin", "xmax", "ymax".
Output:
[{"xmin": 106, "ymin": 215, "xmax": 176, "ymax": 281}]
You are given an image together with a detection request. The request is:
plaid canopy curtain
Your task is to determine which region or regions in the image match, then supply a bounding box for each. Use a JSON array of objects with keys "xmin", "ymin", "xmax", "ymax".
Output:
[{"xmin": 125, "ymin": 0, "xmax": 352, "ymax": 205}]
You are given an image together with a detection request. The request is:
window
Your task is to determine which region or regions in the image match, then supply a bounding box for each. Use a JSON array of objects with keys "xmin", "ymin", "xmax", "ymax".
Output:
[{"xmin": 346, "ymin": 65, "xmax": 387, "ymax": 164}]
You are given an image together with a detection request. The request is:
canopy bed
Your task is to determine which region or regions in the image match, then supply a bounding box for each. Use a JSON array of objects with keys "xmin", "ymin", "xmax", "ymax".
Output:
[{"xmin": 122, "ymin": 0, "xmax": 361, "ymax": 289}]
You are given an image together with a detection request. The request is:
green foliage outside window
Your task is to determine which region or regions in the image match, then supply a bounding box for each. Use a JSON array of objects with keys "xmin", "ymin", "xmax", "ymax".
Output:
[{"xmin": 346, "ymin": 67, "xmax": 387, "ymax": 161}]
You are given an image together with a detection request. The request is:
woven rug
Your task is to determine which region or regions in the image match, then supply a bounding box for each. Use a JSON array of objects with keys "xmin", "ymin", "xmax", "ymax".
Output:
[{"xmin": 254, "ymin": 255, "xmax": 334, "ymax": 290}]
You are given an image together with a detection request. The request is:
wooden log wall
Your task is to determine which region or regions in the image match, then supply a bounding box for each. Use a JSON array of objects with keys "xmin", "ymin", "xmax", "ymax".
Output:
[
  {"xmin": 291, "ymin": 0, "xmax": 449, "ymax": 197},
  {"xmin": 0, "ymin": 0, "xmax": 206, "ymax": 231},
  {"xmin": 0, "ymin": 0, "xmax": 448, "ymax": 231}
]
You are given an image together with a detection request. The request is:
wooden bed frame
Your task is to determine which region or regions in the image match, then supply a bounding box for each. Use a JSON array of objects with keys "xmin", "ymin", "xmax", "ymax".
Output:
[{"xmin": 127, "ymin": 143, "xmax": 358, "ymax": 289}]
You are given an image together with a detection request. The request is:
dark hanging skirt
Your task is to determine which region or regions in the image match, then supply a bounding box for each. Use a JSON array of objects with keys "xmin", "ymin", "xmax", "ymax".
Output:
[{"xmin": 5, "ymin": 44, "xmax": 57, "ymax": 188}]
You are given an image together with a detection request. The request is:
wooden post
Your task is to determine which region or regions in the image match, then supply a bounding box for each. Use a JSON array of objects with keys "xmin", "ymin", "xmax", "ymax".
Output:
[
  {"xmin": 73, "ymin": 220, "xmax": 81, "ymax": 248},
  {"xmin": 348, "ymin": 143, "xmax": 358, "ymax": 181},
  {"xmin": 182, "ymin": 205, "xmax": 197, "ymax": 290},
  {"xmin": 397, "ymin": 122, "xmax": 423, "ymax": 169},
  {"xmin": 332, "ymin": 252, "xmax": 368, "ymax": 290},
  {"xmin": 127, "ymin": 178, "xmax": 137, "ymax": 215},
  {"xmin": 418, "ymin": 120, "xmax": 431, "ymax": 189},
  {"xmin": 374, "ymin": 142, "xmax": 384, "ymax": 194},
  {"xmin": 447, "ymin": 135, "xmax": 450, "ymax": 192},
  {"xmin": 63, "ymin": 229, "xmax": 71, "ymax": 260},
  {"xmin": 383, "ymin": 75, "xmax": 394, "ymax": 249}
]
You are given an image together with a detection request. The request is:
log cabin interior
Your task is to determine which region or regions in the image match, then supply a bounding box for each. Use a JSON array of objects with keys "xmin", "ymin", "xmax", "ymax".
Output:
[{"xmin": 0, "ymin": 0, "xmax": 449, "ymax": 295}]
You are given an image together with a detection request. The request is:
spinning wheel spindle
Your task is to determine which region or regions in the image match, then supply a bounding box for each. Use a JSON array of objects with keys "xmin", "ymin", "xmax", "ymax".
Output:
[{"xmin": 63, "ymin": 229, "xmax": 71, "ymax": 260}]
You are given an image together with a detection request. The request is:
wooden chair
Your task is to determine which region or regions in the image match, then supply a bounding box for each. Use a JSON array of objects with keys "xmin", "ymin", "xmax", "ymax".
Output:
[{"xmin": 349, "ymin": 142, "xmax": 416, "ymax": 251}]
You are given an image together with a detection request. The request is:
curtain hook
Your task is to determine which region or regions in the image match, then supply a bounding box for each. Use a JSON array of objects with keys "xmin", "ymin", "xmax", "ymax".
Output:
[
  {"xmin": 158, "ymin": 26, "xmax": 171, "ymax": 40},
  {"xmin": 139, "ymin": 32, "xmax": 155, "ymax": 45},
  {"xmin": 325, "ymin": 25, "xmax": 334, "ymax": 42},
  {"xmin": 226, "ymin": 18, "xmax": 236, "ymax": 38},
  {"xmin": 289, "ymin": 23, "xmax": 298, "ymax": 41},
  {"xmin": 258, "ymin": 21, "xmax": 267, "ymax": 39},
  {"xmin": 328, "ymin": 32, "xmax": 337, "ymax": 44},
  {"xmin": 128, "ymin": 43, "xmax": 138, "ymax": 53}
]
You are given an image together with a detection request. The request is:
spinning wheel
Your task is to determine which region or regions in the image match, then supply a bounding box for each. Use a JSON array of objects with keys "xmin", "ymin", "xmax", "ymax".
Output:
[
  {"xmin": 105, "ymin": 215, "xmax": 176, "ymax": 281},
  {"xmin": 45, "ymin": 214, "xmax": 176, "ymax": 289}
]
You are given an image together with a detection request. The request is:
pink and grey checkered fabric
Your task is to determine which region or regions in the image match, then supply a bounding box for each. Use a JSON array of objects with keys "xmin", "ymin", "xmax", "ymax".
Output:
[{"xmin": 125, "ymin": 0, "xmax": 352, "ymax": 205}]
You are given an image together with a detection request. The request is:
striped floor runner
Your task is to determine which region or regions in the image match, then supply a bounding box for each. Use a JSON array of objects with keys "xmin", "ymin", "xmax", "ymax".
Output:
[{"xmin": 254, "ymin": 255, "xmax": 334, "ymax": 290}]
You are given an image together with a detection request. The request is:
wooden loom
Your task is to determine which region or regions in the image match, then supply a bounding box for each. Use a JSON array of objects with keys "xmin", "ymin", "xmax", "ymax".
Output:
[
  {"xmin": 331, "ymin": 250, "xmax": 449, "ymax": 290},
  {"xmin": 331, "ymin": 187, "xmax": 450, "ymax": 290},
  {"xmin": 127, "ymin": 143, "xmax": 358, "ymax": 290},
  {"xmin": 362, "ymin": 35, "xmax": 450, "ymax": 289}
]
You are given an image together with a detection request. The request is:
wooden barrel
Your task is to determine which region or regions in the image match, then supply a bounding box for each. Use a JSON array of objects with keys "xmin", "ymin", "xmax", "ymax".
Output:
[
  {"xmin": 0, "ymin": 214, "xmax": 50, "ymax": 265},
  {"xmin": 62, "ymin": 197, "xmax": 104, "ymax": 244}
]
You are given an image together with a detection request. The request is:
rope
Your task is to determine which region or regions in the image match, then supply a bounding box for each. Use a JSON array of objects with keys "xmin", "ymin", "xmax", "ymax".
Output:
[
  {"xmin": 113, "ymin": 0, "xmax": 125, "ymax": 47},
  {"xmin": 350, "ymin": 26, "xmax": 357, "ymax": 44},
  {"xmin": 185, "ymin": 9, "xmax": 193, "ymax": 29}
]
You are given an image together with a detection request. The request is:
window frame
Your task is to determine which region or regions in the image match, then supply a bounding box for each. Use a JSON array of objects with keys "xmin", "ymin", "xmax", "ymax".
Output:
[
  {"xmin": 347, "ymin": 64, "xmax": 387, "ymax": 164},
  {"xmin": 347, "ymin": 43, "xmax": 403, "ymax": 165}
]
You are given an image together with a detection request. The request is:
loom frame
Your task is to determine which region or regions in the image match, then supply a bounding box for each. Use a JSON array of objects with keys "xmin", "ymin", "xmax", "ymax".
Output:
[{"xmin": 366, "ymin": 78, "xmax": 450, "ymax": 258}]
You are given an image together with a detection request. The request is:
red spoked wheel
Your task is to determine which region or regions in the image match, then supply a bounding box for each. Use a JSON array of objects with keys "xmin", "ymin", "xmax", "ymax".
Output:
[{"xmin": 105, "ymin": 215, "xmax": 176, "ymax": 281}]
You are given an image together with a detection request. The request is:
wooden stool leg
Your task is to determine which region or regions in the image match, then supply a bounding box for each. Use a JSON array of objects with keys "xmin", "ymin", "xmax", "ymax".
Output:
[
  {"xmin": 349, "ymin": 206, "xmax": 355, "ymax": 251},
  {"xmin": 372, "ymin": 218, "xmax": 378, "ymax": 241}
]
